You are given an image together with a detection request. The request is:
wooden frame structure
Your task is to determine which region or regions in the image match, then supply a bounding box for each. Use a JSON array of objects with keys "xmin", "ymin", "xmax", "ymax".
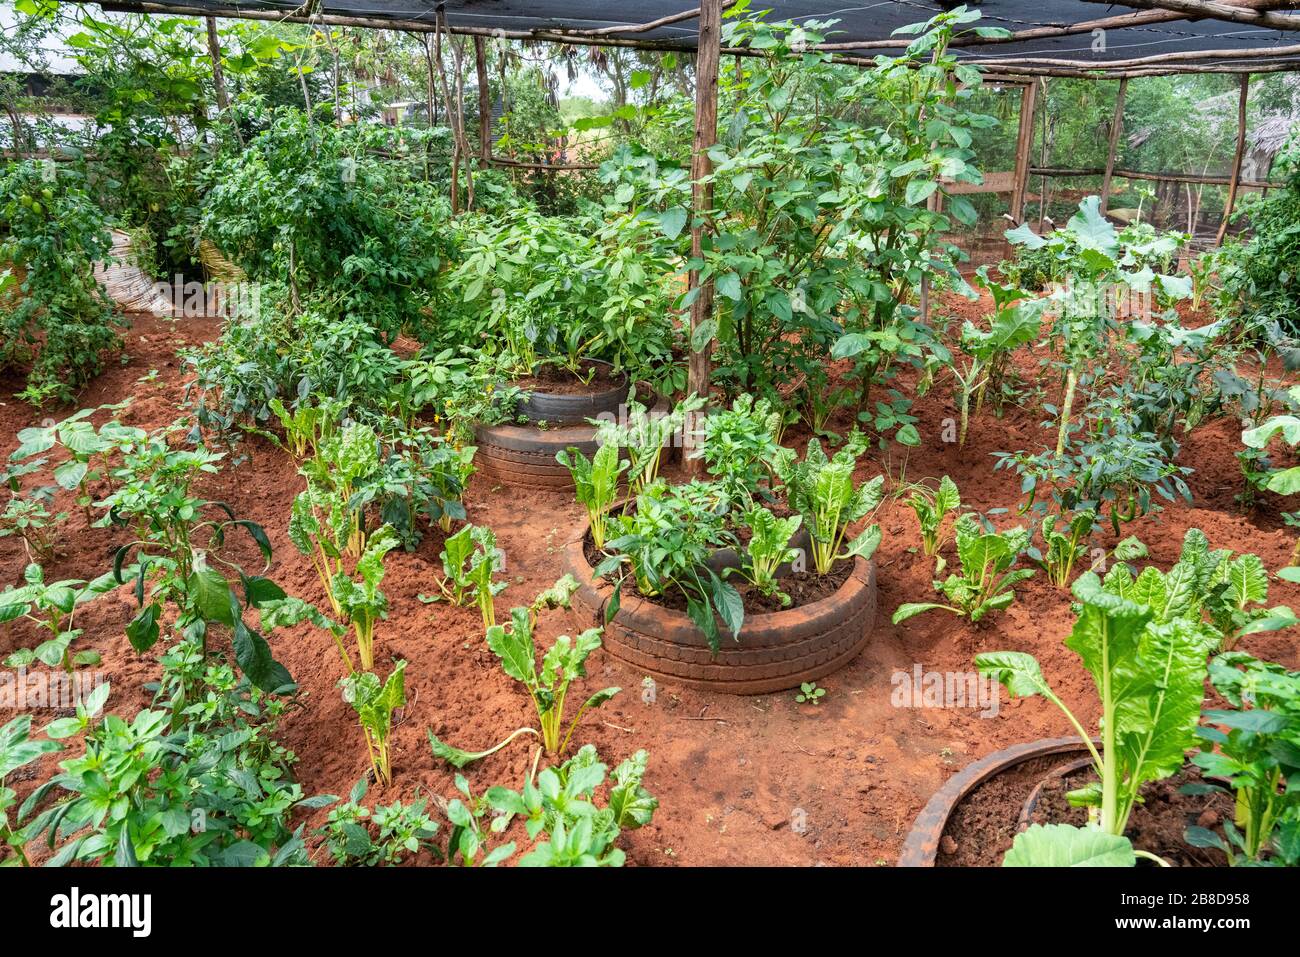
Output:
[{"xmin": 84, "ymin": 0, "xmax": 1300, "ymax": 416}]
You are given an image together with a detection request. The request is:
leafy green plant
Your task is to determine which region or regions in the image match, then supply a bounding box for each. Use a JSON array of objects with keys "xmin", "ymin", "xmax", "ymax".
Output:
[
  {"xmin": 421, "ymin": 522, "xmax": 507, "ymax": 629},
  {"xmin": 1241, "ymin": 389, "xmax": 1300, "ymax": 496},
  {"xmin": 941, "ymin": 271, "xmax": 1044, "ymax": 444},
  {"xmin": 695, "ymin": 394, "xmax": 782, "ymax": 506},
  {"xmin": 774, "ymin": 439, "xmax": 883, "ymax": 576},
  {"xmin": 727, "ymin": 506, "xmax": 802, "ymax": 607},
  {"xmin": 795, "ymin": 682, "xmax": 825, "ymax": 705},
  {"xmin": 978, "ymin": 571, "xmax": 1216, "ymax": 862},
  {"xmin": 10, "ymin": 406, "xmax": 145, "ymax": 521},
  {"xmin": 906, "ymin": 475, "xmax": 961, "ymax": 571},
  {"xmin": 267, "ymin": 394, "xmax": 344, "ymax": 460},
  {"xmin": 429, "ymin": 582, "xmax": 619, "ymax": 762},
  {"xmin": 893, "ymin": 515, "xmax": 1032, "ymax": 624},
  {"xmin": 320, "ymin": 777, "xmax": 440, "ymax": 866},
  {"xmin": 0, "ymin": 462, "xmax": 64, "ymax": 563},
  {"xmin": 598, "ymin": 479, "xmax": 743, "ymax": 652},
  {"xmin": 98, "ymin": 430, "xmax": 291, "ymax": 691},
  {"xmin": 1, "ymin": 563, "xmax": 121, "ymax": 671},
  {"xmin": 594, "ymin": 392, "xmax": 706, "ymax": 495},
  {"xmin": 0, "ymin": 160, "xmax": 120, "ymax": 402},
  {"xmin": 339, "ymin": 660, "xmax": 407, "ymax": 789},
  {"xmin": 558, "ymin": 442, "xmax": 627, "ymax": 550},
  {"xmin": 1, "ymin": 715, "xmax": 62, "ymax": 866},
  {"xmin": 24, "ymin": 671, "xmax": 320, "ymax": 866},
  {"xmin": 331, "ymin": 526, "xmax": 399, "ymax": 672},
  {"xmin": 1184, "ymin": 652, "xmax": 1300, "ymax": 865},
  {"xmin": 440, "ymin": 745, "xmax": 657, "ymax": 868}
]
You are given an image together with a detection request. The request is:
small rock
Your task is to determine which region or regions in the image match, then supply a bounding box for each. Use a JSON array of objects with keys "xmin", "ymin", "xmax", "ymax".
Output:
[
  {"xmin": 940, "ymin": 835, "xmax": 959, "ymax": 855},
  {"xmin": 1197, "ymin": 809, "xmax": 1219, "ymax": 828}
]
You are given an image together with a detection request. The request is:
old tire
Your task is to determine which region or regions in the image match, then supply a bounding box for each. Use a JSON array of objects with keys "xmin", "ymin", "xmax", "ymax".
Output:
[
  {"xmin": 515, "ymin": 360, "xmax": 628, "ymax": 425},
  {"xmin": 897, "ymin": 738, "xmax": 1094, "ymax": 867},
  {"xmin": 475, "ymin": 395, "xmax": 667, "ymax": 489},
  {"xmin": 564, "ymin": 530, "xmax": 877, "ymax": 694}
]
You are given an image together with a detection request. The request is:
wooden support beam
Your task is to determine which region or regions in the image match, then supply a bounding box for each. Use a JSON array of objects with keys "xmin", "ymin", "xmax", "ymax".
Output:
[
  {"xmin": 1216, "ymin": 73, "xmax": 1252, "ymax": 245},
  {"xmin": 1030, "ymin": 165, "xmax": 1272, "ymax": 189},
  {"xmin": 969, "ymin": 41, "xmax": 1300, "ymax": 71},
  {"xmin": 1010, "ymin": 80, "xmax": 1038, "ymax": 222},
  {"xmin": 474, "ymin": 36, "xmax": 492, "ymax": 162},
  {"xmin": 1078, "ymin": 0, "xmax": 1300, "ymax": 31},
  {"xmin": 685, "ymin": 0, "xmax": 722, "ymax": 473},
  {"xmin": 1100, "ymin": 77, "xmax": 1128, "ymax": 214}
]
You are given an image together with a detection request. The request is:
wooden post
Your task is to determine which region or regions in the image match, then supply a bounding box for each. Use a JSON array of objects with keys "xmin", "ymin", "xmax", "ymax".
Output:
[
  {"xmin": 1216, "ymin": 73, "xmax": 1251, "ymax": 246},
  {"xmin": 205, "ymin": 16, "xmax": 242, "ymax": 147},
  {"xmin": 474, "ymin": 36, "xmax": 492, "ymax": 162},
  {"xmin": 685, "ymin": 0, "xmax": 722, "ymax": 473},
  {"xmin": 1100, "ymin": 77, "xmax": 1128, "ymax": 215},
  {"xmin": 1010, "ymin": 80, "xmax": 1037, "ymax": 223}
]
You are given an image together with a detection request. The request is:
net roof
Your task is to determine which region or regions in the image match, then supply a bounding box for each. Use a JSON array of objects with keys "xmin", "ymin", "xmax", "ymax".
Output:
[{"xmin": 95, "ymin": 1, "xmax": 1300, "ymax": 74}]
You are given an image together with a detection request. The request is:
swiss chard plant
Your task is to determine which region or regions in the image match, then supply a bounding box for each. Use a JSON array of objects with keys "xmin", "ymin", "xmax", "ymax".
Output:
[
  {"xmin": 726, "ymin": 506, "xmax": 802, "ymax": 607},
  {"xmin": 421, "ymin": 522, "xmax": 507, "ymax": 630},
  {"xmin": 429, "ymin": 581, "xmax": 619, "ymax": 763},
  {"xmin": 339, "ymin": 659, "xmax": 407, "ymax": 789},
  {"xmin": 267, "ymin": 394, "xmax": 344, "ymax": 461},
  {"xmin": 557, "ymin": 442, "xmax": 627, "ymax": 550},
  {"xmin": 331, "ymin": 525, "xmax": 400, "ymax": 673},
  {"xmin": 979, "ymin": 571, "xmax": 1217, "ymax": 864},
  {"xmin": 905, "ymin": 475, "xmax": 961, "ymax": 573},
  {"xmin": 1184, "ymin": 652, "xmax": 1300, "ymax": 866},
  {"xmin": 773, "ymin": 439, "xmax": 883, "ymax": 576},
  {"xmin": 940, "ymin": 271, "xmax": 1044, "ymax": 445},
  {"xmin": 594, "ymin": 392, "xmax": 706, "ymax": 495},
  {"xmin": 893, "ymin": 515, "xmax": 1031, "ymax": 624}
]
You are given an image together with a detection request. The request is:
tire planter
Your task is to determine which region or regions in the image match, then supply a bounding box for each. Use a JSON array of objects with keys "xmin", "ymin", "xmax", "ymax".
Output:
[
  {"xmin": 564, "ymin": 527, "xmax": 877, "ymax": 695},
  {"xmin": 897, "ymin": 737, "xmax": 1092, "ymax": 867},
  {"xmin": 476, "ymin": 393, "xmax": 667, "ymax": 489},
  {"xmin": 514, "ymin": 359, "xmax": 628, "ymax": 425}
]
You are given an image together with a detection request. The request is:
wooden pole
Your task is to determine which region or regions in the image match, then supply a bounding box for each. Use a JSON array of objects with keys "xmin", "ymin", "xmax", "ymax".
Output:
[
  {"xmin": 1216, "ymin": 73, "xmax": 1251, "ymax": 245},
  {"xmin": 1100, "ymin": 77, "xmax": 1128, "ymax": 215},
  {"xmin": 474, "ymin": 36, "xmax": 492, "ymax": 162},
  {"xmin": 1077, "ymin": 0, "xmax": 1300, "ymax": 32},
  {"xmin": 204, "ymin": 16, "xmax": 242, "ymax": 147},
  {"xmin": 1010, "ymin": 80, "xmax": 1037, "ymax": 222},
  {"xmin": 685, "ymin": 0, "xmax": 721, "ymax": 473}
]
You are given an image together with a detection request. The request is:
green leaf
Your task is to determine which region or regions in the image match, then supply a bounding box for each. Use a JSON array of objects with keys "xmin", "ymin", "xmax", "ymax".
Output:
[{"xmin": 1003, "ymin": 824, "xmax": 1135, "ymax": 867}]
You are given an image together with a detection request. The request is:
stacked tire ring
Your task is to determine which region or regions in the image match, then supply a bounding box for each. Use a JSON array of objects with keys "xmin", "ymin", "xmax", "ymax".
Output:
[
  {"xmin": 564, "ymin": 527, "xmax": 878, "ymax": 695},
  {"xmin": 474, "ymin": 361, "xmax": 664, "ymax": 488}
]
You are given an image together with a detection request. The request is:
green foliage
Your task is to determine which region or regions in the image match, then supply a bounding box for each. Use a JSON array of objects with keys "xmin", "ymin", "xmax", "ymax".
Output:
[
  {"xmin": 339, "ymin": 659, "xmax": 406, "ymax": 789},
  {"xmin": 203, "ymin": 109, "xmax": 454, "ymax": 340},
  {"xmin": 422, "ymin": 522, "xmax": 507, "ymax": 630},
  {"xmin": 558, "ymin": 442, "xmax": 627, "ymax": 550},
  {"xmin": 439, "ymin": 745, "xmax": 656, "ymax": 867},
  {"xmin": 485, "ymin": 599, "xmax": 619, "ymax": 756},
  {"xmin": 696, "ymin": 394, "xmax": 782, "ymax": 507},
  {"xmin": 1185, "ymin": 653, "xmax": 1300, "ymax": 865},
  {"xmin": 1002, "ymin": 823, "xmax": 1136, "ymax": 868},
  {"xmin": 0, "ymin": 563, "xmax": 120, "ymax": 672},
  {"xmin": 0, "ymin": 161, "xmax": 120, "ymax": 403},
  {"xmin": 599, "ymin": 479, "xmax": 743, "ymax": 653},
  {"xmin": 774, "ymin": 439, "xmax": 883, "ymax": 575},
  {"xmin": 331, "ymin": 526, "xmax": 400, "ymax": 672},
  {"xmin": 594, "ymin": 392, "xmax": 705, "ymax": 494},
  {"xmin": 0, "ymin": 715, "xmax": 62, "ymax": 866},
  {"xmin": 795, "ymin": 682, "xmax": 826, "ymax": 705},
  {"xmin": 268, "ymin": 394, "xmax": 345, "ymax": 461},
  {"xmin": 97, "ymin": 428, "xmax": 291, "ymax": 692},
  {"xmin": 978, "ymin": 569, "xmax": 1217, "ymax": 839},
  {"xmin": 729, "ymin": 506, "xmax": 802, "ymax": 607},
  {"xmin": 894, "ymin": 515, "xmax": 1031, "ymax": 623},
  {"xmin": 24, "ymin": 667, "xmax": 320, "ymax": 866},
  {"xmin": 1241, "ymin": 388, "xmax": 1300, "ymax": 495},
  {"xmin": 320, "ymin": 777, "xmax": 439, "ymax": 866},
  {"xmin": 0, "ymin": 462, "xmax": 64, "ymax": 564},
  {"xmin": 906, "ymin": 475, "xmax": 961, "ymax": 570}
]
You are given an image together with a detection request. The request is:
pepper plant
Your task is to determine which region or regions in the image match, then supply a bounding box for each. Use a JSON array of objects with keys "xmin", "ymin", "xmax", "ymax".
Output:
[{"xmin": 1, "ymin": 564, "xmax": 121, "ymax": 672}]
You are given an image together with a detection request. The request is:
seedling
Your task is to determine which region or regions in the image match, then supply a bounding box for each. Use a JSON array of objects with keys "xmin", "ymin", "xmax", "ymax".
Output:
[
  {"xmin": 906, "ymin": 475, "xmax": 961, "ymax": 572},
  {"xmin": 1, "ymin": 564, "xmax": 121, "ymax": 671},
  {"xmin": 893, "ymin": 515, "xmax": 1032, "ymax": 624},
  {"xmin": 795, "ymin": 682, "xmax": 825, "ymax": 705}
]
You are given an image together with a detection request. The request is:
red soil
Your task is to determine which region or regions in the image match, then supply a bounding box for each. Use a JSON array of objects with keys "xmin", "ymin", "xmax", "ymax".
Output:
[{"xmin": 2, "ymin": 295, "xmax": 1297, "ymax": 867}]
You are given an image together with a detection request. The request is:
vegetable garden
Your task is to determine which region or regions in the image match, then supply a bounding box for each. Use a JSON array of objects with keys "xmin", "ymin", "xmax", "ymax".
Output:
[{"xmin": 4, "ymin": 0, "xmax": 1300, "ymax": 876}]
